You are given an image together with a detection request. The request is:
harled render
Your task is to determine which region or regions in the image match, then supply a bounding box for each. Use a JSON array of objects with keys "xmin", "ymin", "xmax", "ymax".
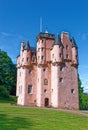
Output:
[{"xmin": 16, "ymin": 31, "xmax": 79, "ymax": 109}]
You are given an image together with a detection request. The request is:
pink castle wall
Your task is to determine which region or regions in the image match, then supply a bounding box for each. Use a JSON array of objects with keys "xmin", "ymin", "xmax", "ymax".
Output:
[{"xmin": 16, "ymin": 32, "xmax": 79, "ymax": 110}]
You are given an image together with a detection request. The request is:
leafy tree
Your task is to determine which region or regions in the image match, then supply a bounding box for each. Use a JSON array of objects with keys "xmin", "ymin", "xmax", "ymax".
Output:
[
  {"xmin": 0, "ymin": 49, "xmax": 16, "ymax": 97},
  {"xmin": 78, "ymin": 74, "xmax": 88, "ymax": 110}
]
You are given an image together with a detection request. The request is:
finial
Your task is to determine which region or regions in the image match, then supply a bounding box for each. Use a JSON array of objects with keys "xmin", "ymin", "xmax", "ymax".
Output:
[
  {"xmin": 45, "ymin": 27, "xmax": 48, "ymax": 33},
  {"xmin": 40, "ymin": 17, "xmax": 42, "ymax": 32}
]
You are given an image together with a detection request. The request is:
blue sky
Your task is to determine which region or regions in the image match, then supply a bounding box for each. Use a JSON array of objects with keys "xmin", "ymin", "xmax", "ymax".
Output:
[{"xmin": 0, "ymin": 0, "xmax": 88, "ymax": 92}]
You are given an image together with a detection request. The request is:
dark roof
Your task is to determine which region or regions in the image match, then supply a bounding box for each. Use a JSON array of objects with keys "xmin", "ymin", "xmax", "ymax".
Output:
[
  {"xmin": 71, "ymin": 37, "xmax": 77, "ymax": 48},
  {"xmin": 55, "ymin": 35, "xmax": 61, "ymax": 45},
  {"xmin": 24, "ymin": 41, "xmax": 30, "ymax": 50},
  {"xmin": 30, "ymin": 47, "xmax": 36, "ymax": 53},
  {"xmin": 36, "ymin": 32, "xmax": 55, "ymax": 41}
]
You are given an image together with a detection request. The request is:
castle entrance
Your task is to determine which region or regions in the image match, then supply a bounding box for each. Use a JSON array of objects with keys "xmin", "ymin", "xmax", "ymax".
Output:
[{"xmin": 44, "ymin": 98, "xmax": 49, "ymax": 107}]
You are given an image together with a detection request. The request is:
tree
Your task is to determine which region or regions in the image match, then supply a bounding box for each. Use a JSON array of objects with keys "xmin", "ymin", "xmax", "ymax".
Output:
[
  {"xmin": 78, "ymin": 74, "xmax": 88, "ymax": 110},
  {"xmin": 0, "ymin": 49, "xmax": 16, "ymax": 97}
]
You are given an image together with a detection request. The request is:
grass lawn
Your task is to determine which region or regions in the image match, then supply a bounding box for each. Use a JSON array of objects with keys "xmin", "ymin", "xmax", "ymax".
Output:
[{"xmin": 0, "ymin": 97, "xmax": 88, "ymax": 130}]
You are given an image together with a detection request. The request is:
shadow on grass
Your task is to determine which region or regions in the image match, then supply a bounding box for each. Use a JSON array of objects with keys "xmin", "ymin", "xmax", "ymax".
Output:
[{"xmin": 0, "ymin": 114, "xmax": 33, "ymax": 130}]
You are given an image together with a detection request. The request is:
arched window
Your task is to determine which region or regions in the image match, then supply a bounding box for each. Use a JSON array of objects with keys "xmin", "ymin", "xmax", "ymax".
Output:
[{"xmin": 44, "ymin": 79, "xmax": 48, "ymax": 85}]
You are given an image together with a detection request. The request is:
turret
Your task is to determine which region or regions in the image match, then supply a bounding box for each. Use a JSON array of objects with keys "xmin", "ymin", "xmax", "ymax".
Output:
[
  {"xmin": 21, "ymin": 41, "xmax": 32, "ymax": 66},
  {"xmin": 51, "ymin": 35, "xmax": 63, "ymax": 64},
  {"xmin": 71, "ymin": 37, "xmax": 78, "ymax": 66},
  {"xmin": 37, "ymin": 32, "xmax": 55, "ymax": 65}
]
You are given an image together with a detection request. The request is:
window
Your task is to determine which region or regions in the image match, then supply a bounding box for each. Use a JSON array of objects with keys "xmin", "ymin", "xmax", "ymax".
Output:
[
  {"xmin": 41, "ymin": 39, "xmax": 44, "ymax": 43},
  {"xmin": 66, "ymin": 45, "xmax": 68, "ymax": 50},
  {"xmin": 44, "ymin": 79, "xmax": 48, "ymax": 85},
  {"xmin": 52, "ymin": 54, "xmax": 54, "ymax": 58},
  {"xmin": 28, "ymin": 70, "xmax": 32, "ymax": 74},
  {"xmin": 28, "ymin": 85, "xmax": 32, "ymax": 94},
  {"xmin": 20, "ymin": 72, "xmax": 21, "ymax": 76},
  {"xmin": 27, "ymin": 57, "xmax": 29, "ymax": 62},
  {"xmin": 66, "ymin": 54, "xmax": 69, "ymax": 59},
  {"xmin": 59, "ymin": 53, "xmax": 62, "ymax": 58},
  {"xmin": 60, "ymin": 66, "xmax": 64, "ymax": 72},
  {"xmin": 43, "ymin": 68, "xmax": 46, "ymax": 71},
  {"xmin": 59, "ymin": 78, "xmax": 63, "ymax": 83},
  {"xmin": 41, "ymin": 48, "xmax": 44, "ymax": 52},
  {"xmin": 41, "ymin": 56, "xmax": 44, "ymax": 60},
  {"xmin": 38, "ymin": 48, "xmax": 40, "ymax": 52},
  {"xmin": 19, "ymin": 85, "xmax": 22, "ymax": 94},
  {"xmin": 71, "ymin": 89, "xmax": 75, "ymax": 94},
  {"xmin": 22, "ymin": 58, "xmax": 24, "ymax": 62},
  {"xmin": 44, "ymin": 89, "xmax": 47, "ymax": 93}
]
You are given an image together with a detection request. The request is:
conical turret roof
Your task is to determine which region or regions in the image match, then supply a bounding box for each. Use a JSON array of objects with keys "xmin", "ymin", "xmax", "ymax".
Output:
[
  {"xmin": 55, "ymin": 35, "xmax": 61, "ymax": 45},
  {"xmin": 71, "ymin": 37, "xmax": 77, "ymax": 48},
  {"xmin": 24, "ymin": 41, "xmax": 30, "ymax": 50}
]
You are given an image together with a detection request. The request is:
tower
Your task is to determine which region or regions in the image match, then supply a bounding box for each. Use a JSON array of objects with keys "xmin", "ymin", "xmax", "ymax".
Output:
[
  {"xmin": 16, "ymin": 41, "xmax": 32, "ymax": 105},
  {"xmin": 51, "ymin": 35, "xmax": 63, "ymax": 107},
  {"xmin": 36, "ymin": 32, "xmax": 55, "ymax": 107}
]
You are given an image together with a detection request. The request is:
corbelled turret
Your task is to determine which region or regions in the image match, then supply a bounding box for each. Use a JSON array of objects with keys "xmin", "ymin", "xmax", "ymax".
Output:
[
  {"xmin": 51, "ymin": 34, "xmax": 63, "ymax": 64},
  {"xmin": 71, "ymin": 37, "xmax": 78, "ymax": 67}
]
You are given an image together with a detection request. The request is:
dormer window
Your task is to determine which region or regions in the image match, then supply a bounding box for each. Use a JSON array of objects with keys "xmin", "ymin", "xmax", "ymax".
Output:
[{"xmin": 41, "ymin": 39, "xmax": 44, "ymax": 43}]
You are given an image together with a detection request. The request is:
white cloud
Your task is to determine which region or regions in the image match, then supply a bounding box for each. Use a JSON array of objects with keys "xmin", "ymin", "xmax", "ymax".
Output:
[{"xmin": 0, "ymin": 32, "xmax": 13, "ymax": 37}]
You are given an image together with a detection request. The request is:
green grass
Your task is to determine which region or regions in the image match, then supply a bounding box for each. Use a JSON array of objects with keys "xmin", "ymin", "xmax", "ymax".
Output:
[{"xmin": 0, "ymin": 97, "xmax": 88, "ymax": 130}]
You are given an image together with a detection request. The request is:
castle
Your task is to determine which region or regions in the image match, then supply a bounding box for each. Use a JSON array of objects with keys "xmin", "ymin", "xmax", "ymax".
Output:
[{"xmin": 16, "ymin": 31, "xmax": 79, "ymax": 109}]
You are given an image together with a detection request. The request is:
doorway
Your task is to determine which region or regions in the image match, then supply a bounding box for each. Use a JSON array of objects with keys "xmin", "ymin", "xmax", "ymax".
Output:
[{"xmin": 45, "ymin": 98, "xmax": 49, "ymax": 107}]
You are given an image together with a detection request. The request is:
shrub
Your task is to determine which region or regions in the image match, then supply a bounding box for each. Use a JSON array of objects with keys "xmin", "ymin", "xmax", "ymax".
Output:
[{"xmin": 0, "ymin": 85, "xmax": 9, "ymax": 98}]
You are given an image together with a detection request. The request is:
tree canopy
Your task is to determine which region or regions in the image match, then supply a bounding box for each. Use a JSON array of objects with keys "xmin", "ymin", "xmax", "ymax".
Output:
[
  {"xmin": 78, "ymin": 75, "xmax": 88, "ymax": 110},
  {"xmin": 0, "ymin": 49, "xmax": 16, "ymax": 97}
]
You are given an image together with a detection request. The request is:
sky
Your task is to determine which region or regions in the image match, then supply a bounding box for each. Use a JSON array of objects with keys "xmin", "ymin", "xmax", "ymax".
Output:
[{"xmin": 0, "ymin": 0, "xmax": 88, "ymax": 93}]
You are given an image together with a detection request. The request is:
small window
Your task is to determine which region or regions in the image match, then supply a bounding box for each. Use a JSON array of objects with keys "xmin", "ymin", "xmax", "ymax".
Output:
[
  {"xmin": 66, "ymin": 45, "xmax": 68, "ymax": 50},
  {"xmin": 41, "ymin": 56, "xmax": 44, "ymax": 60},
  {"xmin": 19, "ymin": 85, "xmax": 22, "ymax": 94},
  {"xmin": 44, "ymin": 79, "xmax": 48, "ymax": 85},
  {"xmin": 22, "ymin": 58, "xmax": 24, "ymax": 62},
  {"xmin": 59, "ymin": 78, "xmax": 63, "ymax": 83},
  {"xmin": 59, "ymin": 53, "xmax": 62, "ymax": 58},
  {"xmin": 71, "ymin": 89, "xmax": 75, "ymax": 94},
  {"xmin": 28, "ymin": 85, "xmax": 32, "ymax": 94},
  {"xmin": 52, "ymin": 54, "xmax": 54, "ymax": 58},
  {"xmin": 60, "ymin": 66, "xmax": 64, "ymax": 72},
  {"xmin": 66, "ymin": 54, "xmax": 69, "ymax": 59},
  {"xmin": 41, "ymin": 39, "xmax": 44, "ymax": 43},
  {"xmin": 20, "ymin": 72, "xmax": 21, "ymax": 76},
  {"xmin": 38, "ymin": 48, "xmax": 40, "ymax": 52},
  {"xmin": 28, "ymin": 70, "xmax": 32, "ymax": 74},
  {"xmin": 27, "ymin": 57, "xmax": 29, "ymax": 62},
  {"xmin": 41, "ymin": 48, "xmax": 44, "ymax": 52},
  {"xmin": 43, "ymin": 68, "xmax": 46, "ymax": 71},
  {"xmin": 44, "ymin": 89, "xmax": 47, "ymax": 93}
]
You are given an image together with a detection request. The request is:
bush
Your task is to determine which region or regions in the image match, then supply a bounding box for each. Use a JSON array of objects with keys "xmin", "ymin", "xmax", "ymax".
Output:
[{"xmin": 0, "ymin": 85, "xmax": 9, "ymax": 98}]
